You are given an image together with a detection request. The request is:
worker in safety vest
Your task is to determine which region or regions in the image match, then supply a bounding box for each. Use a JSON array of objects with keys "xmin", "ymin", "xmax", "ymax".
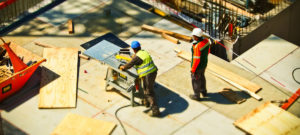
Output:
[
  {"xmin": 189, "ymin": 28, "xmax": 211, "ymax": 101},
  {"xmin": 120, "ymin": 41, "xmax": 160, "ymax": 117}
]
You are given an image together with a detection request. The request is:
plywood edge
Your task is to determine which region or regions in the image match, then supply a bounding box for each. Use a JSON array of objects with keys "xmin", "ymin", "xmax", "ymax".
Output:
[{"xmin": 234, "ymin": 102, "xmax": 272, "ymax": 125}]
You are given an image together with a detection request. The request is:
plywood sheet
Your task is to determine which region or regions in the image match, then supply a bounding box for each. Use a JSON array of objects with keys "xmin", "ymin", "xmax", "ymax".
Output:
[
  {"xmin": 234, "ymin": 102, "xmax": 300, "ymax": 135},
  {"xmin": 52, "ymin": 113, "xmax": 116, "ymax": 135},
  {"xmin": 39, "ymin": 48, "xmax": 78, "ymax": 108}
]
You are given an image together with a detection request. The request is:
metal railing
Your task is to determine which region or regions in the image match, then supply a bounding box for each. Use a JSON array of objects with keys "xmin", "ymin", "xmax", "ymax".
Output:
[
  {"xmin": 0, "ymin": 0, "xmax": 58, "ymax": 31},
  {"xmin": 143, "ymin": 0, "xmax": 293, "ymax": 40}
]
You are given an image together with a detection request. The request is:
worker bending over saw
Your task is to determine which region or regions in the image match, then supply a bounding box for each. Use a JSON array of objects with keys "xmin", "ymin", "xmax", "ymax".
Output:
[
  {"xmin": 189, "ymin": 28, "xmax": 211, "ymax": 101},
  {"xmin": 120, "ymin": 41, "xmax": 160, "ymax": 117}
]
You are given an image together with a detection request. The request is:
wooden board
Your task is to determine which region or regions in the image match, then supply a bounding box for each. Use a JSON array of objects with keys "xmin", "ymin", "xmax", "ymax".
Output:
[
  {"xmin": 52, "ymin": 113, "xmax": 116, "ymax": 135},
  {"xmin": 219, "ymin": 88, "xmax": 246, "ymax": 104},
  {"xmin": 68, "ymin": 19, "xmax": 74, "ymax": 34},
  {"xmin": 161, "ymin": 33, "xmax": 179, "ymax": 44},
  {"xmin": 141, "ymin": 24, "xmax": 192, "ymax": 42},
  {"xmin": 39, "ymin": 48, "xmax": 78, "ymax": 108},
  {"xmin": 174, "ymin": 48, "xmax": 262, "ymax": 93},
  {"xmin": 234, "ymin": 102, "xmax": 300, "ymax": 135}
]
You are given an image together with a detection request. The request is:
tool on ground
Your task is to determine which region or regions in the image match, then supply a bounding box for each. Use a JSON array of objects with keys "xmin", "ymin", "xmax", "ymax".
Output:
[{"xmin": 281, "ymin": 88, "xmax": 300, "ymax": 110}]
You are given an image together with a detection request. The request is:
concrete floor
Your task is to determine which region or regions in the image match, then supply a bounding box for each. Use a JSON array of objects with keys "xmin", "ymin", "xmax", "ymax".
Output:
[{"xmin": 1, "ymin": 0, "xmax": 299, "ymax": 134}]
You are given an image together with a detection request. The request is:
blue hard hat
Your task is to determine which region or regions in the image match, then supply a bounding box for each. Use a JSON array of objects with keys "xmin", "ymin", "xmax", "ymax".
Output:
[{"xmin": 131, "ymin": 41, "xmax": 140, "ymax": 49}]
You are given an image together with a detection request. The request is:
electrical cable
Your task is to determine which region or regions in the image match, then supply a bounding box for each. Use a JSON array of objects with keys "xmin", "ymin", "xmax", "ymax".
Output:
[
  {"xmin": 115, "ymin": 104, "xmax": 131, "ymax": 135},
  {"xmin": 292, "ymin": 68, "xmax": 300, "ymax": 85}
]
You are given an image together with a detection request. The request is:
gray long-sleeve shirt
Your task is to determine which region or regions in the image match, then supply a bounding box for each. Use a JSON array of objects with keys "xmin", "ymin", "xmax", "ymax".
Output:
[{"xmin": 123, "ymin": 55, "xmax": 143, "ymax": 70}]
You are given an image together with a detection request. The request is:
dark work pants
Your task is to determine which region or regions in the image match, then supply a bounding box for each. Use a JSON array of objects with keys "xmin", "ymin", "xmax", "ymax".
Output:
[
  {"xmin": 191, "ymin": 68, "xmax": 207, "ymax": 96},
  {"xmin": 142, "ymin": 71, "xmax": 158, "ymax": 110}
]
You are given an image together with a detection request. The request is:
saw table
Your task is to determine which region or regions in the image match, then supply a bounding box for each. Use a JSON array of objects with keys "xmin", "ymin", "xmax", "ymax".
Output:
[{"xmin": 84, "ymin": 40, "xmax": 144, "ymax": 106}]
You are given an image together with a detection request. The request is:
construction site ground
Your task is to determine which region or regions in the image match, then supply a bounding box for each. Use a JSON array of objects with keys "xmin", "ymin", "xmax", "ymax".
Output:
[{"xmin": 1, "ymin": 0, "xmax": 299, "ymax": 134}]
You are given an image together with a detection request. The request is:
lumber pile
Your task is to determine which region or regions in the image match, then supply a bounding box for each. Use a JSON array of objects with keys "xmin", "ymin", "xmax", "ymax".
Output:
[
  {"xmin": 52, "ymin": 113, "xmax": 116, "ymax": 135},
  {"xmin": 141, "ymin": 24, "xmax": 192, "ymax": 43},
  {"xmin": 234, "ymin": 102, "xmax": 300, "ymax": 135},
  {"xmin": 174, "ymin": 48, "xmax": 262, "ymax": 100}
]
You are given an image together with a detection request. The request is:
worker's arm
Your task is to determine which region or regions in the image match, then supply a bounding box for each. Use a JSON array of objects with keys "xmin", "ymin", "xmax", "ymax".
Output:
[{"xmin": 121, "ymin": 55, "xmax": 143, "ymax": 70}]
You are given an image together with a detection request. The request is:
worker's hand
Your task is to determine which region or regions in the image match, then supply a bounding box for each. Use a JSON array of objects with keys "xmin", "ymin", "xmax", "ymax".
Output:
[
  {"xmin": 191, "ymin": 72, "xmax": 199, "ymax": 79},
  {"xmin": 119, "ymin": 65, "xmax": 125, "ymax": 71}
]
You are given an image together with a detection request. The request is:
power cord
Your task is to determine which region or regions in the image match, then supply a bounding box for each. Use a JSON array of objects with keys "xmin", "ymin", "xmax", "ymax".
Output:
[
  {"xmin": 292, "ymin": 68, "xmax": 300, "ymax": 85},
  {"xmin": 115, "ymin": 104, "xmax": 131, "ymax": 135}
]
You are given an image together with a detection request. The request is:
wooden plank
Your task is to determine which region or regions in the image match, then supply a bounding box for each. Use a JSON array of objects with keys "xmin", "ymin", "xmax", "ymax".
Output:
[
  {"xmin": 68, "ymin": 19, "xmax": 74, "ymax": 34},
  {"xmin": 39, "ymin": 48, "xmax": 78, "ymax": 108},
  {"xmin": 174, "ymin": 48, "xmax": 262, "ymax": 100},
  {"xmin": 52, "ymin": 113, "xmax": 116, "ymax": 135},
  {"xmin": 34, "ymin": 42, "xmax": 89, "ymax": 60},
  {"xmin": 161, "ymin": 33, "xmax": 179, "ymax": 44},
  {"xmin": 34, "ymin": 42, "xmax": 56, "ymax": 48},
  {"xmin": 219, "ymin": 88, "xmax": 246, "ymax": 104},
  {"xmin": 174, "ymin": 48, "xmax": 262, "ymax": 93},
  {"xmin": 234, "ymin": 102, "xmax": 300, "ymax": 135},
  {"xmin": 141, "ymin": 24, "xmax": 193, "ymax": 42}
]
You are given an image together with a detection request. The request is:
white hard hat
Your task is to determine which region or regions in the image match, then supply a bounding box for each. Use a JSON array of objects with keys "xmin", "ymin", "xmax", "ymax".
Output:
[{"xmin": 192, "ymin": 28, "xmax": 203, "ymax": 37}]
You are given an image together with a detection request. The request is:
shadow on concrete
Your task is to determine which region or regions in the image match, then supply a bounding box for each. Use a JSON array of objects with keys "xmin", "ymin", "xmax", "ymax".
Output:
[
  {"xmin": 0, "ymin": 66, "xmax": 60, "ymax": 112},
  {"xmin": 1, "ymin": 118, "xmax": 27, "ymax": 135},
  {"xmin": 80, "ymin": 33, "xmax": 129, "ymax": 50},
  {"xmin": 200, "ymin": 90, "xmax": 251, "ymax": 104},
  {"xmin": 154, "ymin": 83, "xmax": 189, "ymax": 118},
  {"xmin": 39, "ymin": 67, "xmax": 60, "ymax": 89},
  {"xmin": 0, "ymin": 68, "xmax": 41, "ymax": 112}
]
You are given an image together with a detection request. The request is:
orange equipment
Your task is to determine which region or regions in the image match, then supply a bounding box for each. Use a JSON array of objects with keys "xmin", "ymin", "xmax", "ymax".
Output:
[
  {"xmin": 281, "ymin": 88, "xmax": 300, "ymax": 110},
  {"xmin": 0, "ymin": 39, "xmax": 46, "ymax": 102}
]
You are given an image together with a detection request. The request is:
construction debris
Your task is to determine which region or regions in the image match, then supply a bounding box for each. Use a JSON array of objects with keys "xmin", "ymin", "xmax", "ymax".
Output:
[
  {"xmin": 68, "ymin": 19, "xmax": 74, "ymax": 34},
  {"xmin": 141, "ymin": 24, "xmax": 192, "ymax": 42},
  {"xmin": 234, "ymin": 102, "xmax": 300, "ymax": 135},
  {"xmin": 219, "ymin": 88, "xmax": 246, "ymax": 104}
]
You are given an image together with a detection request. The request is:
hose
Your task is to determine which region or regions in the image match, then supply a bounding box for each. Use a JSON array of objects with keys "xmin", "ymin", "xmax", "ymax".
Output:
[
  {"xmin": 292, "ymin": 68, "xmax": 300, "ymax": 85},
  {"xmin": 115, "ymin": 104, "xmax": 131, "ymax": 135}
]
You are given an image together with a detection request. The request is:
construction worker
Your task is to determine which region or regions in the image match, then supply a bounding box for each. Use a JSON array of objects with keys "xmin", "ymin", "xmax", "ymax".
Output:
[
  {"xmin": 119, "ymin": 41, "xmax": 160, "ymax": 117},
  {"xmin": 189, "ymin": 28, "xmax": 211, "ymax": 101}
]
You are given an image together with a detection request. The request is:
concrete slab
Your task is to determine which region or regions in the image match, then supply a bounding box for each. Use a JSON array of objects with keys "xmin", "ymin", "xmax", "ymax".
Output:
[
  {"xmin": 231, "ymin": 35, "xmax": 298, "ymax": 75},
  {"xmin": 173, "ymin": 109, "xmax": 244, "ymax": 135},
  {"xmin": 125, "ymin": 19, "xmax": 194, "ymax": 76},
  {"xmin": 78, "ymin": 59, "xmax": 124, "ymax": 111},
  {"xmin": 1, "ymin": 96, "xmax": 100, "ymax": 135},
  {"xmin": 37, "ymin": 0, "xmax": 105, "ymax": 26},
  {"xmin": 260, "ymin": 48, "xmax": 300, "ymax": 93}
]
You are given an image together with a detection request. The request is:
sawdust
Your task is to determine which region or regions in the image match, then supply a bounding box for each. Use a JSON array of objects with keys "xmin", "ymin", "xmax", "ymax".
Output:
[{"xmin": 0, "ymin": 66, "xmax": 13, "ymax": 82}]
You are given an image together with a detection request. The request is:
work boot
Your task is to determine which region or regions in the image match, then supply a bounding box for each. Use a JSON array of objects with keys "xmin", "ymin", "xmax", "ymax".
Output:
[
  {"xmin": 201, "ymin": 91, "xmax": 207, "ymax": 97},
  {"xmin": 189, "ymin": 94, "xmax": 201, "ymax": 101},
  {"xmin": 149, "ymin": 106, "xmax": 160, "ymax": 117}
]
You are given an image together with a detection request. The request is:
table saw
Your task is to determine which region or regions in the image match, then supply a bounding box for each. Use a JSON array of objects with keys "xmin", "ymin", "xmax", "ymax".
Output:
[{"xmin": 84, "ymin": 40, "xmax": 144, "ymax": 106}]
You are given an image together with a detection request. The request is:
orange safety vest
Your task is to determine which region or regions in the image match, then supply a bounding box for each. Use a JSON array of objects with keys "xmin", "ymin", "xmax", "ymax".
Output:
[{"xmin": 191, "ymin": 38, "xmax": 210, "ymax": 73}]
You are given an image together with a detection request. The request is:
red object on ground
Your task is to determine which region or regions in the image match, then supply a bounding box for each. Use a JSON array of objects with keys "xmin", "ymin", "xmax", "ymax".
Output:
[
  {"xmin": 84, "ymin": 70, "xmax": 88, "ymax": 73},
  {"xmin": 281, "ymin": 88, "xmax": 300, "ymax": 110},
  {"xmin": 0, "ymin": 42, "xmax": 46, "ymax": 102},
  {"xmin": 0, "ymin": 0, "xmax": 17, "ymax": 10}
]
